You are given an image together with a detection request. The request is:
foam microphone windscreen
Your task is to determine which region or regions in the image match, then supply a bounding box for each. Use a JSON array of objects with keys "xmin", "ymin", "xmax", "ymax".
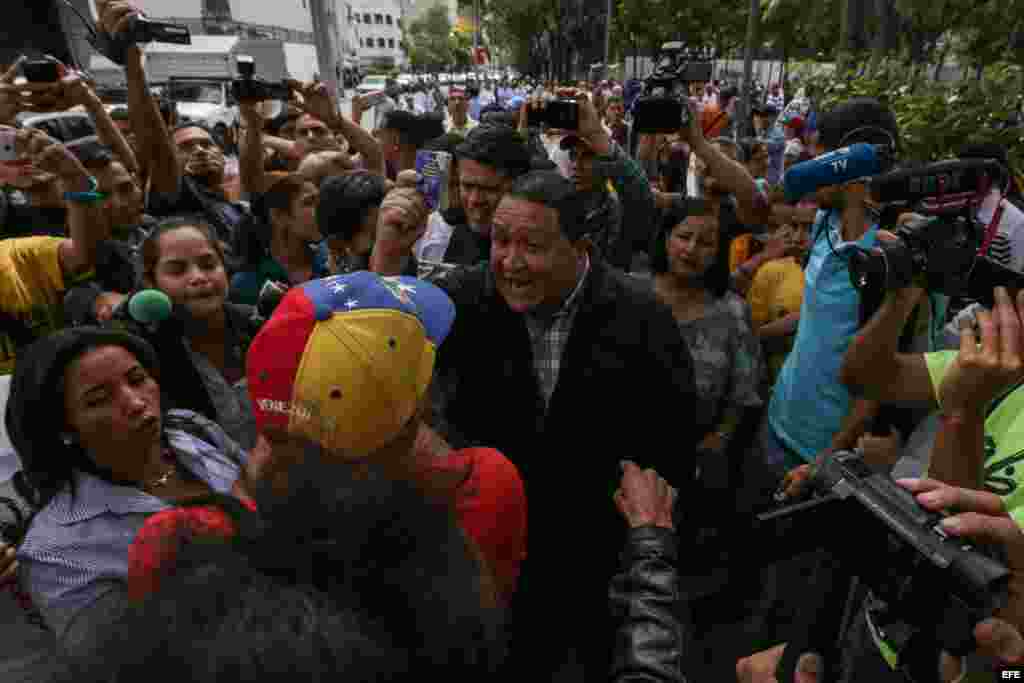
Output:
[
  {"xmin": 0, "ymin": 1, "xmax": 76, "ymax": 69},
  {"xmin": 868, "ymin": 158, "xmax": 1003, "ymax": 205}
]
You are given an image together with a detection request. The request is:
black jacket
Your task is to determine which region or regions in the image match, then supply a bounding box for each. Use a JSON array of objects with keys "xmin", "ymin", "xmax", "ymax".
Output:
[
  {"xmin": 440, "ymin": 208, "xmax": 490, "ymax": 267},
  {"xmin": 610, "ymin": 526, "xmax": 688, "ymax": 683},
  {"xmin": 430, "ymin": 258, "xmax": 701, "ymax": 677}
]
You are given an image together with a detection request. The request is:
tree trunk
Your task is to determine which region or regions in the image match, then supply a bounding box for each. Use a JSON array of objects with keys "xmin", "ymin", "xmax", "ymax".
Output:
[{"xmin": 740, "ymin": 0, "xmax": 761, "ymax": 139}]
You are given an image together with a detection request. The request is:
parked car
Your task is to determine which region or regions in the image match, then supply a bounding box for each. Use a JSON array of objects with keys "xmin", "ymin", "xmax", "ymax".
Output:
[
  {"xmin": 163, "ymin": 79, "xmax": 240, "ymax": 148},
  {"xmin": 15, "ymin": 111, "xmax": 96, "ymax": 144},
  {"xmin": 357, "ymin": 74, "xmax": 390, "ymax": 95}
]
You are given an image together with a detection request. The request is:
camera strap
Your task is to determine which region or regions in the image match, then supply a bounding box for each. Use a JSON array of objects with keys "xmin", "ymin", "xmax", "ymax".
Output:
[
  {"xmin": 977, "ymin": 199, "xmax": 1006, "ymax": 258},
  {"xmin": 702, "ymin": 110, "xmax": 728, "ymax": 138}
]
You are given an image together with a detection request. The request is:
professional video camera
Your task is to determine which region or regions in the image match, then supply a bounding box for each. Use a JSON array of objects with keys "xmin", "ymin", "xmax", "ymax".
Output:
[
  {"xmin": 756, "ymin": 449, "xmax": 1010, "ymax": 682},
  {"xmin": 847, "ymin": 158, "xmax": 1024, "ymax": 307},
  {"xmin": 231, "ymin": 55, "xmax": 292, "ymax": 103},
  {"xmin": 89, "ymin": 12, "xmax": 190, "ymax": 66},
  {"xmin": 633, "ymin": 41, "xmax": 713, "ymax": 134}
]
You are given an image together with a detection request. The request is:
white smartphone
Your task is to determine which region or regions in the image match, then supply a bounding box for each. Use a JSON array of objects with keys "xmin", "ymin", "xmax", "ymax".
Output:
[{"xmin": 0, "ymin": 129, "xmax": 16, "ymax": 162}]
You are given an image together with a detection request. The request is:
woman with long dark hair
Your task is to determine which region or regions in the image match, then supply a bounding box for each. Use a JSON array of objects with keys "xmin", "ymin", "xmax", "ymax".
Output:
[
  {"xmin": 9, "ymin": 327, "xmax": 246, "ymax": 645},
  {"xmin": 649, "ymin": 202, "xmax": 764, "ymax": 459},
  {"xmin": 120, "ymin": 216, "xmax": 263, "ymax": 449}
]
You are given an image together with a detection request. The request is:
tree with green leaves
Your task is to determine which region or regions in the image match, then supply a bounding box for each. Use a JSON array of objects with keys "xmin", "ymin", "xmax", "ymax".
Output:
[{"xmin": 405, "ymin": 4, "xmax": 456, "ymax": 72}]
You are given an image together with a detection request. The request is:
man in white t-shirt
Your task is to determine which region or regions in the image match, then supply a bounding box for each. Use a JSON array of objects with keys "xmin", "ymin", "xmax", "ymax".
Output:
[{"xmin": 961, "ymin": 144, "xmax": 1024, "ymax": 272}]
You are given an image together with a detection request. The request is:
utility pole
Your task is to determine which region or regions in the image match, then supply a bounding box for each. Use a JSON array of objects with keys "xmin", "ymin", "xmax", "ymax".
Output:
[
  {"xmin": 603, "ymin": 0, "xmax": 612, "ymax": 74},
  {"xmin": 309, "ymin": 0, "xmax": 342, "ymax": 98}
]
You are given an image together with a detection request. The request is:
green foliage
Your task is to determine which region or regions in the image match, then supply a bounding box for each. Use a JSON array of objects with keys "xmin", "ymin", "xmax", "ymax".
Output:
[
  {"xmin": 761, "ymin": 0, "xmax": 842, "ymax": 59},
  {"xmin": 791, "ymin": 61, "xmax": 1024, "ymax": 168},
  {"xmin": 614, "ymin": 0, "xmax": 747, "ymax": 56},
  {"xmin": 405, "ymin": 4, "xmax": 457, "ymax": 70},
  {"xmin": 486, "ymin": 0, "xmax": 555, "ymax": 71}
]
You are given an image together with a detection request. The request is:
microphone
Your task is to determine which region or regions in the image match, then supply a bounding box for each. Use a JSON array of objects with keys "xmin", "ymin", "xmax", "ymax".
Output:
[
  {"xmin": 114, "ymin": 289, "xmax": 174, "ymax": 327},
  {"xmin": 783, "ymin": 143, "xmax": 888, "ymax": 203},
  {"xmin": 867, "ymin": 158, "xmax": 1002, "ymax": 206}
]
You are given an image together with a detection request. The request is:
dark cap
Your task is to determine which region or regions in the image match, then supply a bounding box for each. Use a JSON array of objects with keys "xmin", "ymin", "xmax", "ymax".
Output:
[{"xmin": 817, "ymin": 97, "xmax": 899, "ymax": 151}]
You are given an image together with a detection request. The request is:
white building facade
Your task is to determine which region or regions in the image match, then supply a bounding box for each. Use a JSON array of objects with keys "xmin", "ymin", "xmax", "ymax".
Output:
[{"xmin": 348, "ymin": 0, "xmax": 406, "ymax": 69}]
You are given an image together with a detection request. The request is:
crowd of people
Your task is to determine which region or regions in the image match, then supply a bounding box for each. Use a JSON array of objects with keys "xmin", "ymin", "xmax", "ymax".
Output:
[{"xmin": 2, "ymin": 1, "xmax": 1024, "ymax": 681}]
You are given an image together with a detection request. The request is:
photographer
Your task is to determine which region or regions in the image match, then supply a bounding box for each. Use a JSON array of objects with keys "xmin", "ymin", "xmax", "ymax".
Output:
[
  {"xmin": 840, "ymin": 280, "xmax": 1024, "ymax": 497},
  {"xmin": 238, "ymin": 80, "xmax": 383, "ymax": 198},
  {"xmin": 96, "ymin": 0, "xmax": 248, "ymax": 246},
  {"xmin": 755, "ymin": 99, "xmax": 903, "ymax": 485},
  {"xmin": 738, "ymin": 477, "xmax": 1024, "ymax": 682},
  {"xmin": 0, "ymin": 131, "xmax": 113, "ymax": 373},
  {"xmin": 554, "ymin": 92, "xmax": 657, "ymax": 270}
]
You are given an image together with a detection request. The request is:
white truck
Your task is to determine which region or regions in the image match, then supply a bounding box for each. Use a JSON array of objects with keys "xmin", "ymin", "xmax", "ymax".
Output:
[{"xmin": 145, "ymin": 36, "xmax": 292, "ymax": 145}]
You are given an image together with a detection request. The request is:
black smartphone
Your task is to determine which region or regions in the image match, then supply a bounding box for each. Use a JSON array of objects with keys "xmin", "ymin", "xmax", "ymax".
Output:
[{"xmin": 22, "ymin": 60, "xmax": 60, "ymax": 83}]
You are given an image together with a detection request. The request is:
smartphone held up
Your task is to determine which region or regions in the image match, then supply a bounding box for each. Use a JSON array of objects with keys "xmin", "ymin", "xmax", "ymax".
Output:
[{"xmin": 526, "ymin": 99, "xmax": 580, "ymax": 130}]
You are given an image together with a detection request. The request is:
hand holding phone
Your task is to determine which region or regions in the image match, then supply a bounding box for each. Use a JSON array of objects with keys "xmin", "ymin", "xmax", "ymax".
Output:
[{"xmin": 21, "ymin": 59, "xmax": 62, "ymax": 84}]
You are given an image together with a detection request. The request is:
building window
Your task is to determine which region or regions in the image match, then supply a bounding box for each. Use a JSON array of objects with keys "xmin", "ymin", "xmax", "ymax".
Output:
[
  {"xmin": 363, "ymin": 13, "xmax": 371, "ymax": 23},
  {"xmin": 365, "ymin": 37, "xmax": 373, "ymax": 47},
  {"xmin": 388, "ymin": 38, "xmax": 395, "ymax": 48},
  {"xmin": 375, "ymin": 13, "xmax": 383, "ymax": 24},
  {"xmin": 386, "ymin": 15, "xmax": 392, "ymax": 25},
  {"xmin": 354, "ymin": 13, "xmax": 359, "ymax": 23},
  {"xmin": 377, "ymin": 37, "xmax": 386, "ymax": 47}
]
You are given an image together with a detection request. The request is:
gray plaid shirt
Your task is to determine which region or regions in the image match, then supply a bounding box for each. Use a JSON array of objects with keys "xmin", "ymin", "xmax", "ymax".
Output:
[{"xmin": 524, "ymin": 256, "xmax": 591, "ymax": 409}]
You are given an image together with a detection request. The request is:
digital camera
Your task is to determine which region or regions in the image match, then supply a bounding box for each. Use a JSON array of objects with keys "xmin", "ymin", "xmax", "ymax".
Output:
[
  {"xmin": 633, "ymin": 42, "xmax": 713, "ymax": 135},
  {"xmin": 231, "ymin": 56, "xmax": 291, "ymax": 102}
]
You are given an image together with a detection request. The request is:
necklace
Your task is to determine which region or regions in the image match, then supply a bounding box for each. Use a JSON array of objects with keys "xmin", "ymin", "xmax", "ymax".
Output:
[{"xmin": 148, "ymin": 448, "xmax": 178, "ymax": 489}]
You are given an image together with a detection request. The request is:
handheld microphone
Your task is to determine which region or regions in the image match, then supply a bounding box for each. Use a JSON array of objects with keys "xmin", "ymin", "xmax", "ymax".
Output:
[
  {"xmin": 116, "ymin": 289, "xmax": 174, "ymax": 326},
  {"xmin": 867, "ymin": 158, "xmax": 1002, "ymax": 206},
  {"xmin": 783, "ymin": 143, "xmax": 888, "ymax": 203}
]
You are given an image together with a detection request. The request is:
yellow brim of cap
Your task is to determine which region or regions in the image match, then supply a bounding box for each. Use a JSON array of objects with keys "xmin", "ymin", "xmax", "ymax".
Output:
[{"xmin": 288, "ymin": 309, "xmax": 436, "ymax": 459}]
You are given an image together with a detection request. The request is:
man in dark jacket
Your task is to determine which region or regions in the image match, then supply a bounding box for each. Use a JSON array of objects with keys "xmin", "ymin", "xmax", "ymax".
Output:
[
  {"xmin": 440, "ymin": 124, "xmax": 532, "ymax": 266},
  {"xmin": 412, "ymin": 170, "xmax": 702, "ymax": 682}
]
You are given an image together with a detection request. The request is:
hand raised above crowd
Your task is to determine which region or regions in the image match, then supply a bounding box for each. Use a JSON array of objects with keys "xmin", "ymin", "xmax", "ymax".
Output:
[
  {"xmin": 572, "ymin": 93, "xmax": 611, "ymax": 155},
  {"xmin": 17, "ymin": 129, "xmax": 91, "ymax": 191},
  {"xmin": 0, "ymin": 59, "xmax": 67, "ymax": 122},
  {"xmin": 939, "ymin": 287, "xmax": 1024, "ymax": 419},
  {"xmin": 289, "ymin": 80, "xmax": 341, "ymax": 129},
  {"xmin": 95, "ymin": 0, "xmax": 142, "ymax": 37}
]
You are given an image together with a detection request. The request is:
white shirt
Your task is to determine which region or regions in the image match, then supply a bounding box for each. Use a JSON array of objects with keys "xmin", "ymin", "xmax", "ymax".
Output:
[{"xmin": 978, "ymin": 188, "xmax": 1024, "ymax": 272}]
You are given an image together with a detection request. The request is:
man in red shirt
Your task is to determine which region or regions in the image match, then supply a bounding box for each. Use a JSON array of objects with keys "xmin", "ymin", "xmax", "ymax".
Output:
[{"xmin": 130, "ymin": 269, "xmax": 527, "ymax": 606}]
